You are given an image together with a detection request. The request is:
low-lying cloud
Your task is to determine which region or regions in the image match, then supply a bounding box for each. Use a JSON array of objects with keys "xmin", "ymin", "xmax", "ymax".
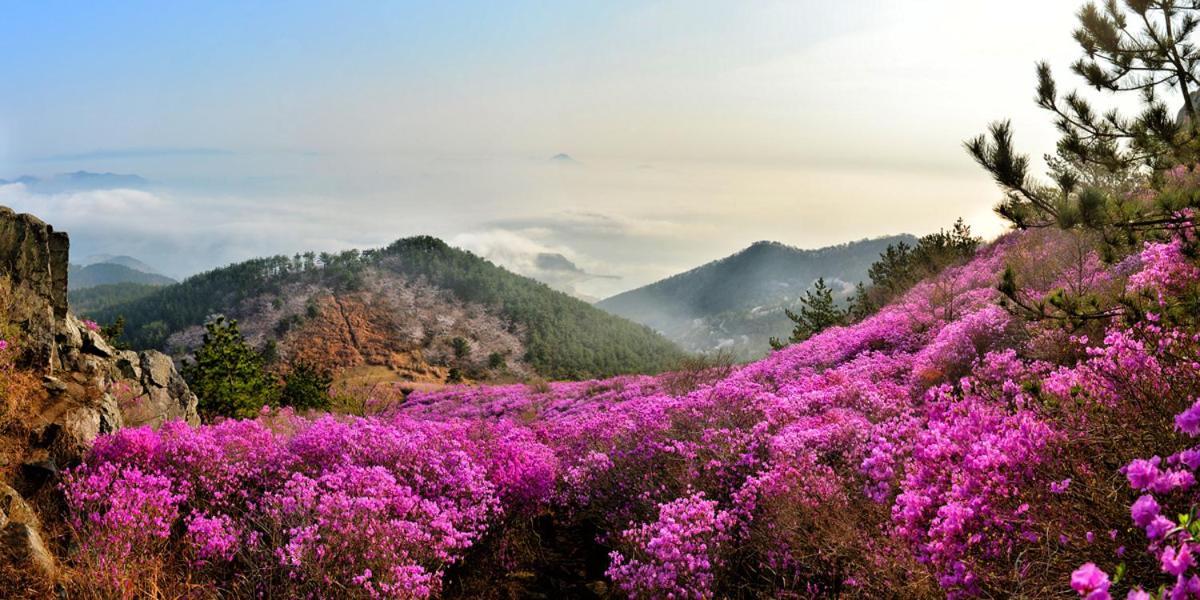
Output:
[
  {"xmin": 0, "ymin": 182, "xmax": 382, "ymax": 278},
  {"xmin": 451, "ymin": 229, "xmax": 619, "ymax": 300},
  {"xmin": 0, "ymin": 152, "xmax": 1007, "ymax": 299}
]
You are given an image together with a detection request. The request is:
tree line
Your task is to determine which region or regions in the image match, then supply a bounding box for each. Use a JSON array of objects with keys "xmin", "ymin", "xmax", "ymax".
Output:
[{"xmin": 86, "ymin": 236, "xmax": 686, "ymax": 381}]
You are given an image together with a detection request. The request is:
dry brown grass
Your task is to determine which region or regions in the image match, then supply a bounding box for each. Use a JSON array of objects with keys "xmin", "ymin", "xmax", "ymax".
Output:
[
  {"xmin": 0, "ymin": 559, "xmax": 55, "ymax": 599},
  {"xmin": 56, "ymin": 558, "xmax": 221, "ymax": 600},
  {"xmin": 329, "ymin": 380, "xmax": 411, "ymax": 416},
  {"xmin": 0, "ymin": 276, "xmax": 49, "ymax": 484},
  {"xmin": 660, "ymin": 349, "xmax": 737, "ymax": 397},
  {"xmin": 525, "ymin": 377, "xmax": 552, "ymax": 395}
]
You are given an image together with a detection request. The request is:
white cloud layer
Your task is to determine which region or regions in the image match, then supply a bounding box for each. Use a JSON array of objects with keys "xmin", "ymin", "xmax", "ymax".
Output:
[{"xmin": 1, "ymin": 1, "xmax": 1145, "ymax": 298}]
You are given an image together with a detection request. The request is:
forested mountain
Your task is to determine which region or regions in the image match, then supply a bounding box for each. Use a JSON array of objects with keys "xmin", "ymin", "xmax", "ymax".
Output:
[
  {"xmin": 597, "ymin": 235, "xmax": 915, "ymax": 359},
  {"xmin": 68, "ymin": 262, "xmax": 177, "ymax": 289},
  {"xmin": 69, "ymin": 282, "xmax": 163, "ymax": 314},
  {"xmin": 80, "ymin": 254, "xmax": 162, "ymax": 274},
  {"xmin": 80, "ymin": 236, "xmax": 685, "ymax": 381}
]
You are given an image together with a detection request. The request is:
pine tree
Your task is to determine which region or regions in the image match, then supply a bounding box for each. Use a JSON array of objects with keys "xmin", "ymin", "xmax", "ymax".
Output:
[
  {"xmin": 100, "ymin": 316, "xmax": 127, "ymax": 350},
  {"xmin": 279, "ymin": 361, "xmax": 332, "ymax": 411},
  {"xmin": 846, "ymin": 219, "xmax": 981, "ymax": 321},
  {"xmin": 968, "ymin": 1, "xmax": 1200, "ymax": 236},
  {"xmin": 183, "ymin": 316, "xmax": 277, "ymax": 420},
  {"xmin": 451, "ymin": 337, "xmax": 471, "ymax": 360},
  {"xmin": 770, "ymin": 278, "xmax": 846, "ymax": 350},
  {"xmin": 488, "ymin": 351, "xmax": 506, "ymax": 370}
]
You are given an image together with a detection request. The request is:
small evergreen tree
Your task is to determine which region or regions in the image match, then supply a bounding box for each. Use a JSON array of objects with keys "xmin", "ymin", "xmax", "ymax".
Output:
[
  {"xmin": 848, "ymin": 219, "xmax": 981, "ymax": 319},
  {"xmin": 770, "ymin": 278, "xmax": 846, "ymax": 350},
  {"xmin": 100, "ymin": 316, "xmax": 127, "ymax": 350},
  {"xmin": 183, "ymin": 317, "xmax": 277, "ymax": 420},
  {"xmin": 451, "ymin": 337, "xmax": 471, "ymax": 360},
  {"xmin": 488, "ymin": 351, "xmax": 506, "ymax": 370},
  {"xmin": 279, "ymin": 362, "xmax": 333, "ymax": 411}
]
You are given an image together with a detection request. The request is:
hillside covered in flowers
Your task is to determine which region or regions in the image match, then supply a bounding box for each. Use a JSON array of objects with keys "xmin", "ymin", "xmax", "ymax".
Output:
[
  {"xmin": 48, "ymin": 206, "xmax": 1200, "ymax": 598},
  {"xmin": 12, "ymin": 1, "xmax": 1200, "ymax": 598}
]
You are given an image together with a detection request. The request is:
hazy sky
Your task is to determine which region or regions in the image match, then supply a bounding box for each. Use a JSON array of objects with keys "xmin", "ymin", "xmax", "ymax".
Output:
[{"xmin": 0, "ymin": 1, "xmax": 1108, "ymax": 297}]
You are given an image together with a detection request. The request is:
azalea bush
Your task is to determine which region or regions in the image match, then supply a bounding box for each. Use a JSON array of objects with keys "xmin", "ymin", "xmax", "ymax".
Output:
[
  {"xmin": 58, "ymin": 219, "xmax": 1200, "ymax": 598},
  {"xmin": 62, "ymin": 415, "xmax": 554, "ymax": 598}
]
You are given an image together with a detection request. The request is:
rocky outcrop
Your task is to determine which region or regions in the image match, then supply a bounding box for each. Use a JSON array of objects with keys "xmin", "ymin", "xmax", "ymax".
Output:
[
  {"xmin": 22, "ymin": 307, "xmax": 202, "ymax": 485},
  {"xmin": 0, "ymin": 206, "xmax": 198, "ymax": 442},
  {"xmin": 0, "ymin": 207, "xmax": 69, "ymax": 370},
  {"xmin": 0, "ymin": 206, "xmax": 199, "ymax": 584},
  {"xmin": 27, "ymin": 299, "xmax": 199, "ymax": 473}
]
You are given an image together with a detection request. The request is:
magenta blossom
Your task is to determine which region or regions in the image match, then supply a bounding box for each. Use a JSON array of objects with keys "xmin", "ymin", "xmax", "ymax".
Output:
[
  {"xmin": 1177, "ymin": 399, "xmax": 1200, "ymax": 436},
  {"xmin": 1161, "ymin": 544, "xmax": 1195, "ymax": 577},
  {"xmin": 1131, "ymin": 495, "xmax": 1160, "ymax": 528},
  {"xmin": 1070, "ymin": 563, "xmax": 1111, "ymax": 599}
]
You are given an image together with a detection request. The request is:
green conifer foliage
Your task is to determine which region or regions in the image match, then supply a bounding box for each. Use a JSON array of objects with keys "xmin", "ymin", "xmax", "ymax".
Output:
[
  {"xmin": 279, "ymin": 362, "xmax": 333, "ymax": 412},
  {"xmin": 967, "ymin": 1, "xmax": 1200, "ymax": 239},
  {"xmin": 770, "ymin": 278, "xmax": 846, "ymax": 349},
  {"xmin": 183, "ymin": 317, "xmax": 277, "ymax": 420}
]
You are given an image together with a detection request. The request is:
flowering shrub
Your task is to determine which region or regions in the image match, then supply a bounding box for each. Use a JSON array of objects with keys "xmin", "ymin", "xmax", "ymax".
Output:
[
  {"xmin": 1070, "ymin": 393, "xmax": 1200, "ymax": 600},
  {"xmin": 1127, "ymin": 239, "xmax": 1200, "ymax": 300},
  {"xmin": 910, "ymin": 305, "xmax": 1012, "ymax": 385},
  {"xmin": 62, "ymin": 414, "xmax": 550, "ymax": 597},
  {"xmin": 891, "ymin": 386, "xmax": 1058, "ymax": 595},
  {"xmin": 607, "ymin": 492, "xmax": 733, "ymax": 599},
  {"xmin": 60, "ymin": 225, "xmax": 1200, "ymax": 598},
  {"xmin": 63, "ymin": 463, "xmax": 184, "ymax": 584}
]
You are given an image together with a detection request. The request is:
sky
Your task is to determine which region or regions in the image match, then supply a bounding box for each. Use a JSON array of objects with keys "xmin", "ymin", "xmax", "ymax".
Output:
[{"xmin": 0, "ymin": 1, "xmax": 1114, "ymax": 298}]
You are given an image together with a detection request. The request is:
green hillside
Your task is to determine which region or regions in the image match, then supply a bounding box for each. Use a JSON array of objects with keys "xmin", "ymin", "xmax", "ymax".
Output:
[
  {"xmin": 83, "ymin": 236, "xmax": 686, "ymax": 380},
  {"xmin": 596, "ymin": 235, "xmax": 916, "ymax": 358},
  {"xmin": 69, "ymin": 282, "xmax": 162, "ymax": 314},
  {"xmin": 68, "ymin": 262, "xmax": 176, "ymax": 289}
]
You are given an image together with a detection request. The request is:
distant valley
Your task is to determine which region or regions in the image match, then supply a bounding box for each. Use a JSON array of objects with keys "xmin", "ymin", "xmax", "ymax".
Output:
[
  {"xmin": 67, "ymin": 254, "xmax": 177, "ymax": 317},
  {"xmin": 69, "ymin": 261, "xmax": 176, "ymax": 290},
  {"xmin": 72, "ymin": 234, "xmax": 921, "ymax": 371}
]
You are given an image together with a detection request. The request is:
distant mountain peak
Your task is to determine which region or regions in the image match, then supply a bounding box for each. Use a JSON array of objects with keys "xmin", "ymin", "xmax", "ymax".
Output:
[
  {"xmin": 0, "ymin": 171, "xmax": 149, "ymax": 193},
  {"xmin": 742, "ymin": 240, "xmax": 788, "ymax": 253},
  {"xmin": 68, "ymin": 262, "xmax": 176, "ymax": 290},
  {"xmin": 81, "ymin": 254, "xmax": 163, "ymax": 275},
  {"xmin": 596, "ymin": 234, "xmax": 918, "ymax": 360},
  {"xmin": 549, "ymin": 153, "xmax": 579, "ymax": 164}
]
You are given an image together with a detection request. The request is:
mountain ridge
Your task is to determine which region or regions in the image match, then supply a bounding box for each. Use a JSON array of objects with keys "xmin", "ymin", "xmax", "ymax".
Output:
[
  {"xmin": 597, "ymin": 234, "xmax": 917, "ymax": 358},
  {"xmin": 68, "ymin": 263, "xmax": 176, "ymax": 290},
  {"xmin": 79, "ymin": 254, "xmax": 163, "ymax": 274},
  {"xmin": 0, "ymin": 171, "xmax": 149, "ymax": 193},
  {"xmin": 81, "ymin": 236, "xmax": 685, "ymax": 381}
]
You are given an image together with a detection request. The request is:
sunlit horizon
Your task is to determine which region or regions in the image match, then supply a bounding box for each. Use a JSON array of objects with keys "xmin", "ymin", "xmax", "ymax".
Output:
[{"xmin": 0, "ymin": 1, "xmax": 1111, "ymax": 297}]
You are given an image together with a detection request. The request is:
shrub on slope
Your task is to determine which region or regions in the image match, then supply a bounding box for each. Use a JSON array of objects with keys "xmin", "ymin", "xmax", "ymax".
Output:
[{"xmin": 57, "ymin": 225, "xmax": 1200, "ymax": 598}]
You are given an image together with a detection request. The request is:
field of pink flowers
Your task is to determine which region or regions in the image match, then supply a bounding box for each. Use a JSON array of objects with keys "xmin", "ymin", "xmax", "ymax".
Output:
[{"xmin": 61, "ymin": 225, "xmax": 1200, "ymax": 598}]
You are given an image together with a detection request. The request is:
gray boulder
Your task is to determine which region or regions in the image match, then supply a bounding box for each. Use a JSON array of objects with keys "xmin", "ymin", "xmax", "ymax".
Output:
[
  {"xmin": 0, "ymin": 522, "xmax": 56, "ymax": 580},
  {"xmin": 0, "ymin": 483, "xmax": 55, "ymax": 580}
]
